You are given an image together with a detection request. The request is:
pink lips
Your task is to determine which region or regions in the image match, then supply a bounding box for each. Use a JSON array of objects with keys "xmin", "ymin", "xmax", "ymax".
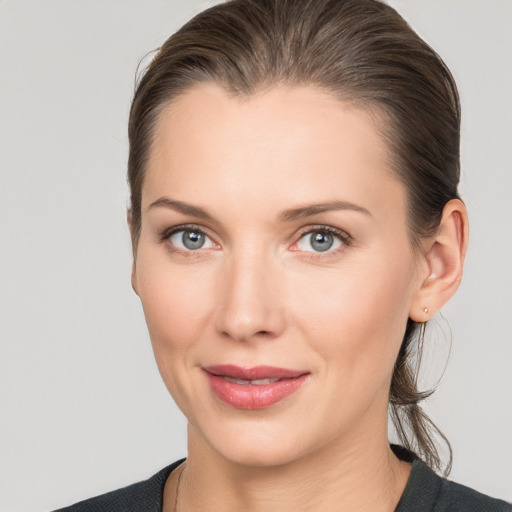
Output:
[{"xmin": 203, "ymin": 365, "xmax": 309, "ymax": 410}]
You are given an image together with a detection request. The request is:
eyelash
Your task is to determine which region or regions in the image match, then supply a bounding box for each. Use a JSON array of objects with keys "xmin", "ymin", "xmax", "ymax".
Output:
[
  {"xmin": 159, "ymin": 224, "xmax": 216, "ymax": 258},
  {"xmin": 159, "ymin": 224, "xmax": 352, "ymax": 258},
  {"xmin": 292, "ymin": 225, "xmax": 352, "ymax": 259}
]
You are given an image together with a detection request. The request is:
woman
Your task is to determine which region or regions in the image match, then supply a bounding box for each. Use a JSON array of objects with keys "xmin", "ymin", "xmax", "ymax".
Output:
[{"xmin": 55, "ymin": 0, "xmax": 510, "ymax": 510}]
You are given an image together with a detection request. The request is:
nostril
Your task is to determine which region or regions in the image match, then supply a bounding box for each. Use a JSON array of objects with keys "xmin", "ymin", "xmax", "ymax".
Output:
[{"xmin": 218, "ymin": 328, "xmax": 279, "ymax": 342}]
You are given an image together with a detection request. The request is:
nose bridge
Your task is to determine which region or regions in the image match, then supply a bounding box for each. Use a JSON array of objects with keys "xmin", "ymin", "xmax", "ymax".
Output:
[{"xmin": 214, "ymin": 241, "xmax": 285, "ymax": 342}]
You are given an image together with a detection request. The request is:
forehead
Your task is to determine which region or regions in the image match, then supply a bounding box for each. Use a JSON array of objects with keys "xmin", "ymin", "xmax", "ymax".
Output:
[{"xmin": 143, "ymin": 83, "xmax": 405, "ymax": 221}]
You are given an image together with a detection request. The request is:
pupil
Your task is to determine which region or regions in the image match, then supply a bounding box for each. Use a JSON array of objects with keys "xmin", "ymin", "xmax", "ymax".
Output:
[
  {"xmin": 183, "ymin": 231, "xmax": 204, "ymax": 250},
  {"xmin": 311, "ymin": 232, "xmax": 333, "ymax": 252}
]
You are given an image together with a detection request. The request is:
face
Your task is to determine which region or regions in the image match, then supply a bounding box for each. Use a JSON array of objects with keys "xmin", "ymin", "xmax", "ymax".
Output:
[{"xmin": 132, "ymin": 84, "xmax": 425, "ymax": 467}]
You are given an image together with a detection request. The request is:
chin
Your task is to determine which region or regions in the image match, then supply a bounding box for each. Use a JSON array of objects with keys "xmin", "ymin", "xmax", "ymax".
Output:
[
  {"xmin": 215, "ymin": 436, "xmax": 305, "ymax": 468},
  {"xmin": 190, "ymin": 412, "xmax": 328, "ymax": 469}
]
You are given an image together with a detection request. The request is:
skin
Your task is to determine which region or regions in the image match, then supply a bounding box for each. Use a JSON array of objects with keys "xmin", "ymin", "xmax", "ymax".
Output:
[{"xmin": 131, "ymin": 84, "xmax": 468, "ymax": 512}]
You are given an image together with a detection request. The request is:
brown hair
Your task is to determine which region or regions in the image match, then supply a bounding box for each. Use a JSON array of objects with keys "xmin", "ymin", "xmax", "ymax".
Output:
[{"xmin": 128, "ymin": 0, "xmax": 460, "ymax": 474}]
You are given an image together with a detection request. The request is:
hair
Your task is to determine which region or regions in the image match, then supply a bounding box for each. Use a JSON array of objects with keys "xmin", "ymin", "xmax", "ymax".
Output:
[{"xmin": 128, "ymin": 0, "xmax": 460, "ymax": 474}]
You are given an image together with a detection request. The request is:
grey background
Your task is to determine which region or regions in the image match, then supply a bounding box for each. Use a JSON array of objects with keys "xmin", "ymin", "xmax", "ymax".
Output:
[{"xmin": 0, "ymin": 1, "xmax": 510, "ymax": 510}]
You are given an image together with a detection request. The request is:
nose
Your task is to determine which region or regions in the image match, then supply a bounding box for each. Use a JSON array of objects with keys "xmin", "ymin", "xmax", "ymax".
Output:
[{"xmin": 213, "ymin": 249, "xmax": 287, "ymax": 343}]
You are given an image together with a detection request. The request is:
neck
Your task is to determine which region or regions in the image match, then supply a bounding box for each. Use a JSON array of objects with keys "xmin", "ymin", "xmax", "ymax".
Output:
[{"xmin": 168, "ymin": 421, "xmax": 411, "ymax": 512}]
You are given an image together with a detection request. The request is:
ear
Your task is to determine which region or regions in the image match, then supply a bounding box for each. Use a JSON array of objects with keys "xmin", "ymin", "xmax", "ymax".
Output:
[
  {"xmin": 409, "ymin": 199, "xmax": 469, "ymax": 322},
  {"xmin": 131, "ymin": 262, "xmax": 139, "ymax": 296},
  {"xmin": 127, "ymin": 210, "xmax": 139, "ymax": 296}
]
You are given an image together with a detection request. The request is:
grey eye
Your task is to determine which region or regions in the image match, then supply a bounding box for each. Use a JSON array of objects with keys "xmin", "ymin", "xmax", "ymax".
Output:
[
  {"xmin": 296, "ymin": 230, "xmax": 342, "ymax": 253},
  {"xmin": 170, "ymin": 229, "xmax": 214, "ymax": 251},
  {"xmin": 182, "ymin": 230, "xmax": 204, "ymax": 249},
  {"xmin": 310, "ymin": 231, "xmax": 333, "ymax": 252}
]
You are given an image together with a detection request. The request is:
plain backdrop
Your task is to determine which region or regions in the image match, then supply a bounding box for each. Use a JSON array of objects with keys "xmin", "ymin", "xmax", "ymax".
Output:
[{"xmin": 1, "ymin": 1, "xmax": 511, "ymax": 510}]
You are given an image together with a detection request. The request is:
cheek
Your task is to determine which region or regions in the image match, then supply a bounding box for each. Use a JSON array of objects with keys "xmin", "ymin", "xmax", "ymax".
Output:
[
  {"xmin": 290, "ymin": 253, "xmax": 415, "ymax": 386},
  {"xmin": 137, "ymin": 251, "xmax": 212, "ymax": 341},
  {"xmin": 135, "ymin": 257, "xmax": 222, "ymax": 423},
  {"xmin": 134, "ymin": 249, "xmax": 217, "ymax": 392}
]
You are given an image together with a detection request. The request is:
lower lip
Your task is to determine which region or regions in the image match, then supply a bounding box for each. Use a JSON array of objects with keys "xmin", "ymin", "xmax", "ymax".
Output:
[{"xmin": 205, "ymin": 373, "xmax": 309, "ymax": 410}]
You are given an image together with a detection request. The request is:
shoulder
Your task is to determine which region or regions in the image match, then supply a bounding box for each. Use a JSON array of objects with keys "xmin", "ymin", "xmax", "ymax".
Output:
[
  {"xmin": 396, "ymin": 456, "xmax": 511, "ymax": 512},
  {"xmin": 52, "ymin": 459, "xmax": 184, "ymax": 512},
  {"xmin": 436, "ymin": 478, "xmax": 511, "ymax": 512}
]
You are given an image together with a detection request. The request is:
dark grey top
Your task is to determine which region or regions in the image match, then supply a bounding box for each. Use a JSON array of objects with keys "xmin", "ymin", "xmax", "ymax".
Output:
[{"xmin": 54, "ymin": 455, "xmax": 510, "ymax": 512}]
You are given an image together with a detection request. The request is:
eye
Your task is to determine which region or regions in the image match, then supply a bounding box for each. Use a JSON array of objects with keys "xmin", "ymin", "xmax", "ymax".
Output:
[
  {"xmin": 295, "ymin": 228, "xmax": 346, "ymax": 253},
  {"xmin": 167, "ymin": 228, "xmax": 216, "ymax": 251}
]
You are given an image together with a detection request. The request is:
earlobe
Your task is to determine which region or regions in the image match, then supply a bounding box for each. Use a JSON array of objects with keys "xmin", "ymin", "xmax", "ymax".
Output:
[
  {"xmin": 409, "ymin": 199, "xmax": 469, "ymax": 321},
  {"xmin": 131, "ymin": 263, "xmax": 139, "ymax": 296}
]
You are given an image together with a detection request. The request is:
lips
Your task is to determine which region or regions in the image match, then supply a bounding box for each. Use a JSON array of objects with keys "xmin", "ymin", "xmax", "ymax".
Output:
[{"xmin": 203, "ymin": 365, "xmax": 309, "ymax": 410}]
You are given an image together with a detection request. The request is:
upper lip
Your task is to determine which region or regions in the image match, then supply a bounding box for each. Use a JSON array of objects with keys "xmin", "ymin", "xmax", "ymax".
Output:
[{"xmin": 203, "ymin": 365, "xmax": 308, "ymax": 380}]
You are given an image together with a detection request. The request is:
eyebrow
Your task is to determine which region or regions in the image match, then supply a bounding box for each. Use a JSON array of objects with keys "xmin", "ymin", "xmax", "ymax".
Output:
[
  {"xmin": 277, "ymin": 200, "xmax": 371, "ymax": 222},
  {"xmin": 148, "ymin": 197, "xmax": 371, "ymax": 222},
  {"xmin": 148, "ymin": 197, "xmax": 215, "ymax": 220}
]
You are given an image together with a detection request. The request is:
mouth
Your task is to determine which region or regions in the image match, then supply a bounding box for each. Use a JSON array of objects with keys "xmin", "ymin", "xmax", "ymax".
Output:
[{"xmin": 202, "ymin": 365, "xmax": 310, "ymax": 410}]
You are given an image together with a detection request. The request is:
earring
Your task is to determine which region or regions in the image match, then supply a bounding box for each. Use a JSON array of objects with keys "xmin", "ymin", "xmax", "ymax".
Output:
[{"xmin": 423, "ymin": 307, "xmax": 429, "ymax": 314}]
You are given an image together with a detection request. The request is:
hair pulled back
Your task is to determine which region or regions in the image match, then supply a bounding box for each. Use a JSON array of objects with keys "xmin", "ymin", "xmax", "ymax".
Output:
[{"xmin": 128, "ymin": 0, "xmax": 461, "ymax": 474}]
